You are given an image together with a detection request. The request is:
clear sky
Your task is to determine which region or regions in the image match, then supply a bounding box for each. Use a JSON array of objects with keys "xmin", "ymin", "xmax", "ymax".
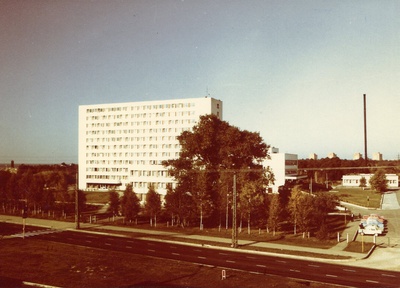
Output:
[{"xmin": 1, "ymin": 0, "xmax": 399, "ymax": 164}]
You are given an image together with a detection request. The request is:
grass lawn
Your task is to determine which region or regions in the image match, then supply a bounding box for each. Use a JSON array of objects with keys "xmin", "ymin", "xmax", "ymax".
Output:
[
  {"xmin": 89, "ymin": 214, "xmax": 352, "ymax": 255},
  {"xmin": 344, "ymin": 241, "xmax": 375, "ymax": 254},
  {"xmin": 0, "ymin": 236, "xmax": 337, "ymax": 288},
  {"xmin": 84, "ymin": 191, "xmax": 110, "ymax": 204},
  {"xmin": 330, "ymin": 187, "xmax": 382, "ymax": 208}
]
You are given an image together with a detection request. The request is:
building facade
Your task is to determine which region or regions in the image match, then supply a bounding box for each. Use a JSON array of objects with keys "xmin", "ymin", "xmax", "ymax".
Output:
[
  {"xmin": 263, "ymin": 148, "xmax": 304, "ymax": 192},
  {"xmin": 308, "ymin": 153, "xmax": 318, "ymax": 160},
  {"xmin": 78, "ymin": 97, "xmax": 222, "ymax": 199},
  {"xmin": 342, "ymin": 174, "xmax": 399, "ymax": 188},
  {"xmin": 327, "ymin": 152, "xmax": 337, "ymax": 159},
  {"xmin": 372, "ymin": 152, "xmax": 383, "ymax": 161}
]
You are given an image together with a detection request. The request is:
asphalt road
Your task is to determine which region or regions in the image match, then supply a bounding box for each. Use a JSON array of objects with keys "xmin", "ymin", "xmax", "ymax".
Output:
[{"xmin": 25, "ymin": 228, "xmax": 400, "ymax": 288}]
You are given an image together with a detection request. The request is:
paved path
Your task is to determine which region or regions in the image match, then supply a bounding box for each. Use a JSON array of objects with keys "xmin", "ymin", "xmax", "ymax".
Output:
[{"xmin": 381, "ymin": 192, "xmax": 400, "ymax": 210}]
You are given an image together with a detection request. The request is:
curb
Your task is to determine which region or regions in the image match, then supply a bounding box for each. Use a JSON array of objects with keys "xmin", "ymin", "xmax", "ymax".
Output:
[{"xmin": 73, "ymin": 227, "xmax": 363, "ymax": 264}]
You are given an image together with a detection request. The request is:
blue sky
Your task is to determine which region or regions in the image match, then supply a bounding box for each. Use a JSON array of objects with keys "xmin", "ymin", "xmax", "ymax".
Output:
[{"xmin": 0, "ymin": 0, "xmax": 399, "ymax": 163}]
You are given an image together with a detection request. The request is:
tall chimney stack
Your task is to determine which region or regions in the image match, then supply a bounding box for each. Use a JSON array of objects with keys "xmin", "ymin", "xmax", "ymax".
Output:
[{"xmin": 364, "ymin": 94, "xmax": 368, "ymax": 166}]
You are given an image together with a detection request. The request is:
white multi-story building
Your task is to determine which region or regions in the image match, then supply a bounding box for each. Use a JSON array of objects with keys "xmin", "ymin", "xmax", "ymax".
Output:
[
  {"xmin": 372, "ymin": 152, "xmax": 383, "ymax": 161},
  {"xmin": 78, "ymin": 97, "xmax": 222, "ymax": 200},
  {"xmin": 308, "ymin": 153, "xmax": 318, "ymax": 160},
  {"xmin": 263, "ymin": 148, "xmax": 303, "ymax": 192},
  {"xmin": 327, "ymin": 152, "xmax": 337, "ymax": 159}
]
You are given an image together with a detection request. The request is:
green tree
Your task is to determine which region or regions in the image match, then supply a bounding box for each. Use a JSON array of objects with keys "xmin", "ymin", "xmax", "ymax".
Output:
[
  {"xmin": 30, "ymin": 174, "xmax": 45, "ymax": 214},
  {"xmin": 145, "ymin": 185, "xmax": 162, "ymax": 227},
  {"xmin": 369, "ymin": 170, "xmax": 387, "ymax": 193},
  {"xmin": 163, "ymin": 114, "xmax": 271, "ymax": 227},
  {"xmin": 121, "ymin": 184, "xmax": 141, "ymax": 223},
  {"xmin": 6, "ymin": 174, "xmax": 19, "ymax": 211},
  {"xmin": 41, "ymin": 187, "xmax": 55, "ymax": 214},
  {"xmin": 268, "ymin": 194, "xmax": 281, "ymax": 236},
  {"xmin": 240, "ymin": 179, "xmax": 267, "ymax": 234},
  {"xmin": 108, "ymin": 190, "xmax": 120, "ymax": 220},
  {"xmin": 288, "ymin": 186, "xmax": 314, "ymax": 235},
  {"xmin": 0, "ymin": 171, "xmax": 12, "ymax": 210},
  {"xmin": 313, "ymin": 193, "xmax": 338, "ymax": 239},
  {"xmin": 359, "ymin": 176, "xmax": 367, "ymax": 188},
  {"xmin": 77, "ymin": 190, "xmax": 87, "ymax": 214},
  {"xmin": 164, "ymin": 184, "xmax": 195, "ymax": 227}
]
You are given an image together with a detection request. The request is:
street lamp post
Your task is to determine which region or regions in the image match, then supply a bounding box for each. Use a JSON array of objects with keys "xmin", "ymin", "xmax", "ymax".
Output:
[
  {"xmin": 200, "ymin": 201, "xmax": 203, "ymax": 231},
  {"xmin": 75, "ymin": 172, "xmax": 80, "ymax": 229},
  {"xmin": 226, "ymin": 190, "xmax": 229, "ymax": 230},
  {"xmin": 231, "ymin": 174, "xmax": 238, "ymax": 248}
]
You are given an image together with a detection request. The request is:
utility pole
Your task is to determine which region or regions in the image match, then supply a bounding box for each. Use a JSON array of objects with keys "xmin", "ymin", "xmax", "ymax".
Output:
[
  {"xmin": 75, "ymin": 172, "xmax": 80, "ymax": 229},
  {"xmin": 226, "ymin": 188, "xmax": 229, "ymax": 230},
  {"xmin": 231, "ymin": 174, "xmax": 238, "ymax": 248}
]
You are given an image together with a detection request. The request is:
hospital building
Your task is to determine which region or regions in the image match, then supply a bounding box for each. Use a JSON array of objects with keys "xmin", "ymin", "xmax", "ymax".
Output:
[{"xmin": 78, "ymin": 97, "xmax": 222, "ymax": 200}]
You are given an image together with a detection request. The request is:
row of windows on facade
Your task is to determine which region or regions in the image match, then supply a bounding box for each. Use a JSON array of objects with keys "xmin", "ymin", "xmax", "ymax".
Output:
[
  {"xmin": 86, "ymin": 111, "xmax": 196, "ymax": 121},
  {"xmin": 86, "ymin": 168, "xmax": 170, "ymax": 177},
  {"xmin": 86, "ymin": 127, "xmax": 192, "ymax": 138},
  {"xmin": 85, "ymin": 176, "xmax": 172, "ymax": 189},
  {"xmin": 86, "ymin": 175, "xmax": 129, "ymax": 180},
  {"xmin": 86, "ymin": 144, "xmax": 180, "ymax": 150},
  {"xmin": 85, "ymin": 102, "xmax": 197, "ymax": 114},
  {"xmin": 85, "ymin": 135, "xmax": 179, "ymax": 143},
  {"xmin": 86, "ymin": 159, "xmax": 168, "ymax": 165},
  {"xmin": 86, "ymin": 152, "xmax": 179, "ymax": 158},
  {"xmin": 86, "ymin": 119, "xmax": 196, "ymax": 128},
  {"xmin": 86, "ymin": 128, "xmax": 189, "ymax": 136},
  {"xmin": 132, "ymin": 182, "xmax": 175, "ymax": 190},
  {"xmin": 343, "ymin": 179, "xmax": 398, "ymax": 185},
  {"xmin": 86, "ymin": 126, "xmax": 191, "ymax": 135}
]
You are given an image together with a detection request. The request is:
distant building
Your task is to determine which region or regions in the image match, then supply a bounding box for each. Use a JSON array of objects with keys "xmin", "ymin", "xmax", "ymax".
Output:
[
  {"xmin": 342, "ymin": 174, "xmax": 398, "ymax": 188},
  {"xmin": 78, "ymin": 97, "xmax": 222, "ymax": 199},
  {"xmin": 264, "ymin": 148, "xmax": 306, "ymax": 192},
  {"xmin": 327, "ymin": 153, "xmax": 337, "ymax": 159},
  {"xmin": 372, "ymin": 152, "xmax": 383, "ymax": 161},
  {"xmin": 309, "ymin": 153, "xmax": 318, "ymax": 160},
  {"xmin": 353, "ymin": 153, "xmax": 362, "ymax": 160}
]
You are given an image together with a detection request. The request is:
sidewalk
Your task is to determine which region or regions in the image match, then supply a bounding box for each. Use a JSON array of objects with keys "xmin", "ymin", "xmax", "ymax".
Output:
[{"xmin": 0, "ymin": 214, "xmax": 363, "ymax": 262}]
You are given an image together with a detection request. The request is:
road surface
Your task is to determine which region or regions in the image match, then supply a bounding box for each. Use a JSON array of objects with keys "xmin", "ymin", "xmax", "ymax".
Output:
[{"xmin": 23, "ymin": 227, "xmax": 399, "ymax": 288}]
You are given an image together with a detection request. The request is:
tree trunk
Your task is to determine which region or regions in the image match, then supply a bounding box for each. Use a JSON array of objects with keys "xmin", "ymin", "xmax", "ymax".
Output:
[{"xmin": 247, "ymin": 212, "xmax": 251, "ymax": 235}]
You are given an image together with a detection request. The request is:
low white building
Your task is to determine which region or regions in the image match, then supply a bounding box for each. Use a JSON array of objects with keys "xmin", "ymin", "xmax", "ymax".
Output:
[
  {"xmin": 263, "ymin": 148, "xmax": 305, "ymax": 192},
  {"xmin": 342, "ymin": 174, "xmax": 399, "ymax": 188}
]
